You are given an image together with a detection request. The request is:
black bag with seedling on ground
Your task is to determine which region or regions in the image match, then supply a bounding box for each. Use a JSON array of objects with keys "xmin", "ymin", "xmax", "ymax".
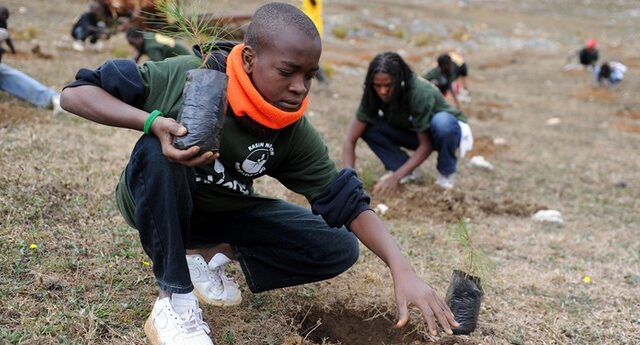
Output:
[
  {"xmin": 446, "ymin": 220, "xmax": 492, "ymax": 335},
  {"xmin": 173, "ymin": 69, "xmax": 227, "ymax": 152},
  {"xmin": 445, "ymin": 269, "xmax": 484, "ymax": 335}
]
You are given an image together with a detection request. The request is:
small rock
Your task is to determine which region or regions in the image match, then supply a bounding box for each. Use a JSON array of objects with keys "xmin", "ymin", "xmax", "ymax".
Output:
[
  {"xmin": 613, "ymin": 181, "xmax": 627, "ymax": 189},
  {"xmin": 493, "ymin": 137, "xmax": 507, "ymax": 145},
  {"xmin": 546, "ymin": 117, "xmax": 561, "ymax": 126},
  {"xmin": 18, "ymin": 6, "xmax": 28, "ymax": 14},
  {"xmin": 532, "ymin": 209, "xmax": 563, "ymax": 225},
  {"xmin": 374, "ymin": 203, "xmax": 389, "ymax": 216},
  {"xmin": 469, "ymin": 155, "xmax": 494, "ymax": 171}
]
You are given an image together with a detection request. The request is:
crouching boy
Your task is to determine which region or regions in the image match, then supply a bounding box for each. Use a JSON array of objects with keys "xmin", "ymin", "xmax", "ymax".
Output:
[{"xmin": 61, "ymin": 3, "xmax": 458, "ymax": 344}]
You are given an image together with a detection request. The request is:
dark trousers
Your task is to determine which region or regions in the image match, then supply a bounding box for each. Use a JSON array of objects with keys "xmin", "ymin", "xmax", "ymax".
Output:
[
  {"xmin": 72, "ymin": 26, "xmax": 99, "ymax": 43},
  {"xmin": 361, "ymin": 111, "xmax": 461, "ymax": 176},
  {"xmin": 125, "ymin": 135, "xmax": 359, "ymax": 294}
]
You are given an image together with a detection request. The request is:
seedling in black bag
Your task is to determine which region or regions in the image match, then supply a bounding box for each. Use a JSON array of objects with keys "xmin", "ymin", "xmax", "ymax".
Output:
[
  {"xmin": 446, "ymin": 220, "xmax": 494, "ymax": 335},
  {"xmin": 156, "ymin": 0, "xmax": 231, "ymax": 153}
]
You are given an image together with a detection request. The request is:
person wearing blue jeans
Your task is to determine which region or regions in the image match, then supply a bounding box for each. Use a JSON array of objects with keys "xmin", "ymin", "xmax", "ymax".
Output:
[
  {"xmin": 0, "ymin": 63, "xmax": 61, "ymax": 112},
  {"xmin": 343, "ymin": 52, "xmax": 470, "ymax": 194}
]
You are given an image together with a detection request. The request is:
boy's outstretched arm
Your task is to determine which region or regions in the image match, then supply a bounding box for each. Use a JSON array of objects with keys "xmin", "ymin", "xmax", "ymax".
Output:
[
  {"xmin": 349, "ymin": 210, "xmax": 459, "ymax": 335},
  {"xmin": 60, "ymin": 85, "xmax": 215, "ymax": 167}
]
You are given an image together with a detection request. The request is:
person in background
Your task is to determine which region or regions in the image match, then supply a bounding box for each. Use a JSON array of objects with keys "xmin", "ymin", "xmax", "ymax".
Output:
[
  {"xmin": 594, "ymin": 61, "xmax": 627, "ymax": 89},
  {"xmin": 71, "ymin": 1, "xmax": 110, "ymax": 52},
  {"xmin": 300, "ymin": 0, "xmax": 328, "ymax": 84},
  {"xmin": 0, "ymin": 7, "xmax": 61, "ymax": 113},
  {"xmin": 343, "ymin": 52, "xmax": 472, "ymax": 193},
  {"xmin": 0, "ymin": 63, "xmax": 63, "ymax": 114},
  {"xmin": 564, "ymin": 38, "xmax": 599, "ymax": 71},
  {"xmin": 578, "ymin": 38, "xmax": 599, "ymax": 68},
  {"xmin": 126, "ymin": 28, "xmax": 191, "ymax": 63},
  {"xmin": 0, "ymin": 6, "xmax": 16, "ymax": 62},
  {"xmin": 422, "ymin": 52, "xmax": 469, "ymax": 110}
]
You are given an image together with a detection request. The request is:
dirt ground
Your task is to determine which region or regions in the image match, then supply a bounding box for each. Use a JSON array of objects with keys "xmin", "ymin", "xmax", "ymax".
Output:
[{"xmin": 1, "ymin": 0, "xmax": 639, "ymax": 344}]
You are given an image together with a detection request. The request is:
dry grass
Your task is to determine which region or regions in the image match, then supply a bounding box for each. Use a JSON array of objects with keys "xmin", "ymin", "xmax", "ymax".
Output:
[{"xmin": 2, "ymin": 0, "xmax": 640, "ymax": 344}]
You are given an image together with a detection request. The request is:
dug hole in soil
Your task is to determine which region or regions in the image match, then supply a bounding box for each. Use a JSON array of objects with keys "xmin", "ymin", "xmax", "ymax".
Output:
[{"xmin": 294, "ymin": 305, "xmax": 478, "ymax": 345}]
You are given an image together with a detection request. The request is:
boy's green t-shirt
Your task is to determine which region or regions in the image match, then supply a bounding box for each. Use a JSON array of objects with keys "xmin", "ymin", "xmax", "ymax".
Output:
[
  {"xmin": 116, "ymin": 55, "xmax": 338, "ymax": 226},
  {"xmin": 355, "ymin": 75, "xmax": 466, "ymax": 132},
  {"xmin": 142, "ymin": 32, "xmax": 191, "ymax": 62}
]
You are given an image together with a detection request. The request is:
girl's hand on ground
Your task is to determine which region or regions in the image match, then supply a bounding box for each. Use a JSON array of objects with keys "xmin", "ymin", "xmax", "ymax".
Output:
[
  {"xmin": 373, "ymin": 176, "xmax": 400, "ymax": 196},
  {"xmin": 393, "ymin": 271, "xmax": 458, "ymax": 335},
  {"xmin": 151, "ymin": 117, "xmax": 218, "ymax": 167}
]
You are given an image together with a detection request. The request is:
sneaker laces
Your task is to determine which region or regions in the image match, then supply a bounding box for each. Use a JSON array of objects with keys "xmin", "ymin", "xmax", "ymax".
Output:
[
  {"xmin": 208, "ymin": 264, "xmax": 239, "ymax": 290},
  {"xmin": 178, "ymin": 307, "xmax": 210, "ymax": 335}
]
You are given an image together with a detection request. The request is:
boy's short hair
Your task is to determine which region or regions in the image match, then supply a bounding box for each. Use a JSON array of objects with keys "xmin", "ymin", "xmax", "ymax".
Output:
[{"xmin": 245, "ymin": 2, "xmax": 319, "ymax": 53}]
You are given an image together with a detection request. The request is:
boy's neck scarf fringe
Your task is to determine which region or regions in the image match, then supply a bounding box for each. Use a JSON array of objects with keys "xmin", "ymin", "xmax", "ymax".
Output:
[{"xmin": 226, "ymin": 44, "xmax": 307, "ymax": 129}]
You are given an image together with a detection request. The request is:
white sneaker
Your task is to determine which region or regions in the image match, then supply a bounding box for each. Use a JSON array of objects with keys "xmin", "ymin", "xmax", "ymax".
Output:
[
  {"xmin": 187, "ymin": 253, "xmax": 242, "ymax": 306},
  {"xmin": 435, "ymin": 172, "xmax": 455, "ymax": 189},
  {"xmin": 144, "ymin": 296, "xmax": 213, "ymax": 345},
  {"xmin": 51, "ymin": 94, "xmax": 64, "ymax": 115},
  {"xmin": 72, "ymin": 40, "xmax": 85, "ymax": 52},
  {"xmin": 399, "ymin": 170, "xmax": 422, "ymax": 185},
  {"xmin": 89, "ymin": 41, "xmax": 103, "ymax": 52}
]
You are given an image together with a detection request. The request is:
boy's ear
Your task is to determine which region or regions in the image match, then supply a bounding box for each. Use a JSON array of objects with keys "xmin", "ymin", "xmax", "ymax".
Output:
[{"xmin": 241, "ymin": 45, "xmax": 255, "ymax": 75}]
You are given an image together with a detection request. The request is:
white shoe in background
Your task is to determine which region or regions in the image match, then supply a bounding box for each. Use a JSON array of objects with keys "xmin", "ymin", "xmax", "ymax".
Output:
[
  {"xmin": 187, "ymin": 253, "xmax": 242, "ymax": 307},
  {"xmin": 435, "ymin": 172, "xmax": 455, "ymax": 189},
  {"xmin": 399, "ymin": 169, "xmax": 422, "ymax": 184},
  {"xmin": 51, "ymin": 94, "xmax": 64, "ymax": 115},
  {"xmin": 144, "ymin": 295, "xmax": 213, "ymax": 345},
  {"xmin": 72, "ymin": 40, "xmax": 85, "ymax": 52},
  {"xmin": 89, "ymin": 41, "xmax": 103, "ymax": 52}
]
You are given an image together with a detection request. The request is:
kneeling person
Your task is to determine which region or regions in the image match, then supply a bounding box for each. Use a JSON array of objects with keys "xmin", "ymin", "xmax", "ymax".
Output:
[{"xmin": 343, "ymin": 52, "xmax": 471, "ymax": 194}]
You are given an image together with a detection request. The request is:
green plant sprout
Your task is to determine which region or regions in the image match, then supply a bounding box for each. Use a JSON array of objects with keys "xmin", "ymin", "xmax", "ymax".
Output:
[
  {"xmin": 150, "ymin": 0, "xmax": 231, "ymax": 66},
  {"xmin": 450, "ymin": 220, "xmax": 494, "ymax": 282}
]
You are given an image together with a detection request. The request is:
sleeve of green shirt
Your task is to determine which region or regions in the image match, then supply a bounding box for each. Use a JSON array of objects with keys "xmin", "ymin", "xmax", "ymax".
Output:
[
  {"xmin": 422, "ymin": 67, "xmax": 440, "ymax": 81},
  {"xmin": 270, "ymin": 116, "xmax": 339, "ymax": 203},
  {"xmin": 354, "ymin": 103, "xmax": 376, "ymax": 124},
  {"xmin": 138, "ymin": 55, "xmax": 202, "ymax": 118},
  {"xmin": 409, "ymin": 81, "xmax": 436, "ymax": 132},
  {"xmin": 145, "ymin": 47, "xmax": 166, "ymax": 62}
]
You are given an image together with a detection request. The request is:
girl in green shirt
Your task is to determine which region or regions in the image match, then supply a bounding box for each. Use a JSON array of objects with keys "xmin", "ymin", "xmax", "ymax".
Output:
[{"xmin": 343, "ymin": 52, "xmax": 471, "ymax": 194}]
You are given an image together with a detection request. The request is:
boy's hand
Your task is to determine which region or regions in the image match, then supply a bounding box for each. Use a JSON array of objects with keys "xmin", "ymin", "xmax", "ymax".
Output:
[
  {"xmin": 373, "ymin": 175, "xmax": 400, "ymax": 196},
  {"xmin": 392, "ymin": 269, "xmax": 458, "ymax": 335},
  {"xmin": 151, "ymin": 117, "xmax": 217, "ymax": 167}
]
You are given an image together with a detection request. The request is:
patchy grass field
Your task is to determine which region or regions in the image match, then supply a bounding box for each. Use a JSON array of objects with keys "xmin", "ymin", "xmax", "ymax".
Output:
[{"xmin": 1, "ymin": 0, "xmax": 639, "ymax": 344}]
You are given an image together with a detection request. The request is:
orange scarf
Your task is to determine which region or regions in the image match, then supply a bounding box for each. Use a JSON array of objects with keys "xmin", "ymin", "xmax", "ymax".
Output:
[{"xmin": 226, "ymin": 44, "xmax": 308, "ymax": 129}]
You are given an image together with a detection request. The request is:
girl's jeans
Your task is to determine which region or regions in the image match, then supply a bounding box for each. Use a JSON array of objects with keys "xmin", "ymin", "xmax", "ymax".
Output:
[{"xmin": 361, "ymin": 111, "xmax": 462, "ymax": 176}]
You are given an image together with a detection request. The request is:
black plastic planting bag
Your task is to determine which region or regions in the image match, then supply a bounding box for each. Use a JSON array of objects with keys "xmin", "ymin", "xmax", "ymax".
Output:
[
  {"xmin": 445, "ymin": 270, "xmax": 484, "ymax": 335},
  {"xmin": 173, "ymin": 69, "xmax": 228, "ymax": 152}
]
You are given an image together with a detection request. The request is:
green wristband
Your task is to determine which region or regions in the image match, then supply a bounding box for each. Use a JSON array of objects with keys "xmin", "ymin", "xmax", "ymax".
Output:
[{"xmin": 143, "ymin": 110, "xmax": 163, "ymax": 135}]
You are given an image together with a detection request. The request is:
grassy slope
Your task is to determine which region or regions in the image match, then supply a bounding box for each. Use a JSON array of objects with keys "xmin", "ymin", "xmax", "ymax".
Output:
[{"xmin": 1, "ymin": 0, "xmax": 638, "ymax": 344}]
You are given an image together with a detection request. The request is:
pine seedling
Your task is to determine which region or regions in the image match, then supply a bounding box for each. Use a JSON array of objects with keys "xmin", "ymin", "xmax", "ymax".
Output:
[
  {"xmin": 450, "ymin": 220, "xmax": 494, "ymax": 283},
  {"xmin": 151, "ymin": 0, "xmax": 230, "ymax": 67}
]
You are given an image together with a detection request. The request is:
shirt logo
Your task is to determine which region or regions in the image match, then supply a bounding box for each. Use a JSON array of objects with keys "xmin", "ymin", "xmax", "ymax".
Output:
[
  {"xmin": 235, "ymin": 142, "xmax": 275, "ymax": 177},
  {"xmin": 195, "ymin": 160, "xmax": 250, "ymax": 195}
]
